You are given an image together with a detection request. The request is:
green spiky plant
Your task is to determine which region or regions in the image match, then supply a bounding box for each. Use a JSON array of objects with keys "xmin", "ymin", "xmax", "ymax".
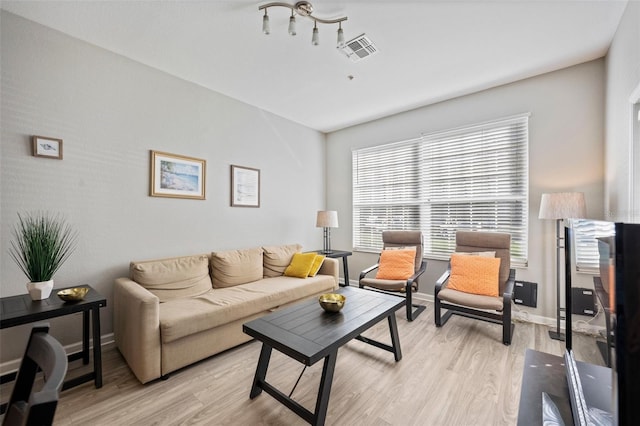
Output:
[{"xmin": 9, "ymin": 212, "xmax": 78, "ymax": 282}]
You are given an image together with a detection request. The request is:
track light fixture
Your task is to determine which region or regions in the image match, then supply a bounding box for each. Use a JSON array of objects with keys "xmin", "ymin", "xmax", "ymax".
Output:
[{"xmin": 258, "ymin": 1, "xmax": 348, "ymax": 47}]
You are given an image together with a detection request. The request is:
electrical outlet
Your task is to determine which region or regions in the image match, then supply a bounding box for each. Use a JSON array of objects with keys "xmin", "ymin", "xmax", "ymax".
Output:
[{"xmin": 514, "ymin": 281, "xmax": 537, "ymax": 307}]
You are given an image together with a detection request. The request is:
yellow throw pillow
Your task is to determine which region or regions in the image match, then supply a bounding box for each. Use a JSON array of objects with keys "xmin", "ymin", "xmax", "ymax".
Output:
[
  {"xmin": 284, "ymin": 252, "xmax": 317, "ymax": 278},
  {"xmin": 447, "ymin": 253, "xmax": 501, "ymax": 297},
  {"xmin": 308, "ymin": 255, "xmax": 325, "ymax": 277},
  {"xmin": 375, "ymin": 248, "xmax": 416, "ymax": 280}
]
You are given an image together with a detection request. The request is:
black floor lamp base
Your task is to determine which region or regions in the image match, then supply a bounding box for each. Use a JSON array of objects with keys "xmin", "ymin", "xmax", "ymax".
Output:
[{"xmin": 548, "ymin": 330, "xmax": 565, "ymax": 341}]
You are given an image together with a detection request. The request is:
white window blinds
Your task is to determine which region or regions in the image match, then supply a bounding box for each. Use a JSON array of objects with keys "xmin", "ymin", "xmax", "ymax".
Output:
[{"xmin": 353, "ymin": 114, "xmax": 529, "ymax": 265}]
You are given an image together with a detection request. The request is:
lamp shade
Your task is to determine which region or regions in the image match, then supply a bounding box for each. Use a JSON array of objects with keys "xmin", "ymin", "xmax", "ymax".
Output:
[
  {"xmin": 538, "ymin": 192, "xmax": 586, "ymax": 219},
  {"xmin": 316, "ymin": 210, "xmax": 338, "ymax": 228}
]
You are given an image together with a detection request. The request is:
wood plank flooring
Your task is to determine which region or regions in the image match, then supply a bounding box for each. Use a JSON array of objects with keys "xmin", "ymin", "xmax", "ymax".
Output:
[{"xmin": 1, "ymin": 301, "xmax": 605, "ymax": 425}]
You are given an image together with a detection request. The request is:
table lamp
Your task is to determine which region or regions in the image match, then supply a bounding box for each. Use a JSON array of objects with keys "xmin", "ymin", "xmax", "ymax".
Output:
[
  {"xmin": 539, "ymin": 192, "xmax": 586, "ymax": 341},
  {"xmin": 316, "ymin": 211, "xmax": 338, "ymax": 254}
]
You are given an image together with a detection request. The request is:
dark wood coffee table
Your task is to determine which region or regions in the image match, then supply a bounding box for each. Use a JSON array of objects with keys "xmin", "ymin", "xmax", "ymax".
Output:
[{"xmin": 242, "ymin": 286, "xmax": 404, "ymax": 426}]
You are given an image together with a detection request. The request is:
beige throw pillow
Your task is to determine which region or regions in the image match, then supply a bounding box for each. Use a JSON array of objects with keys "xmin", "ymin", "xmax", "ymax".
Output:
[
  {"xmin": 211, "ymin": 247, "xmax": 263, "ymax": 288},
  {"xmin": 262, "ymin": 244, "xmax": 302, "ymax": 277},
  {"xmin": 131, "ymin": 255, "xmax": 212, "ymax": 302}
]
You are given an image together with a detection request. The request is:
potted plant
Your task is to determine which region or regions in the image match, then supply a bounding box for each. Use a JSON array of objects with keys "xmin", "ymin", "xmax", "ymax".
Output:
[{"xmin": 9, "ymin": 212, "xmax": 78, "ymax": 300}]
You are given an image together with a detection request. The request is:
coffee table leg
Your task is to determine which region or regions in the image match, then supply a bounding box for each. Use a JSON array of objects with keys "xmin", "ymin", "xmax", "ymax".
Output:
[
  {"xmin": 313, "ymin": 350, "xmax": 338, "ymax": 426},
  {"xmin": 250, "ymin": 344, "xmax": 272, "ymax": 399},
  {"xmin": 388, "ymin": 314, "xmax": 402, "ymax": 362}
]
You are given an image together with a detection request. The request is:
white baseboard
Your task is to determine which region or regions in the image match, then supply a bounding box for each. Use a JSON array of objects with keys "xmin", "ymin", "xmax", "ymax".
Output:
[{"xmin": 0, "ymin": 333, "xmax": 115, "ymax": 376}]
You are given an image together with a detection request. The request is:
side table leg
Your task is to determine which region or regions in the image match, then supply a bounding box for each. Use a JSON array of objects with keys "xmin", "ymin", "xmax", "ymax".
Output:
[
  {"xmin": 82, "ymin": 310, "xmax": 90, "ymax": 364},
  {"xmin": 313, "ymin": 350, "xmax": 338, "ymax": 426},
  {"xmin": 92, "ymin": 307, "xmax": 103, "ymax": 388},
  {"xmin": 250, "ymin": 344, "xmax": 272, "ymax": 399},
  {"xmin": 342, "ymin": 257, "xmax": 350, "ymax": 287},
  {"xmin": 388, "ymin": 314, "xmax": 402, "ymax": 362}
]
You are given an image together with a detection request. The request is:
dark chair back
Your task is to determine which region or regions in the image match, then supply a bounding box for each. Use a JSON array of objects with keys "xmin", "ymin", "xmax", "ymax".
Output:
[{"xmin": 3, "ymin": 324, "xmax": 68, "ymax": 426}]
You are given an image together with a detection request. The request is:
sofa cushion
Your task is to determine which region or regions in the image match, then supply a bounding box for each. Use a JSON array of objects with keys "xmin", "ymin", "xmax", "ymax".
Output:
[
  {"xmin": 262, "ymin": 244, "xmax": 302, "ymax": 277},
  {"xmin": 130, "ymin": 255, "xmax": 212, "ymax": 303},
  {"xmin": 158, "ymin": 274, "xmax": 336, "ymax": 343},
  {"xmin": 211, "ymin": 247, "xmax": 263, "ymax": 288}
]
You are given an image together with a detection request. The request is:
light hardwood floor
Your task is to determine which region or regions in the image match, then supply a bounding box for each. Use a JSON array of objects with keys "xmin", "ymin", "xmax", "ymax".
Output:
[{"xmin": 2, "ymin": 301, "xmax": 605, "ymax": 425}]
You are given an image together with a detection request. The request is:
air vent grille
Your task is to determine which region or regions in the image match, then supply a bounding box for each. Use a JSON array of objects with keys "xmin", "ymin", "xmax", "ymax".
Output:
[{"xmin": 338, "ymin": 34, "xmax": 378, "ymax": 62}]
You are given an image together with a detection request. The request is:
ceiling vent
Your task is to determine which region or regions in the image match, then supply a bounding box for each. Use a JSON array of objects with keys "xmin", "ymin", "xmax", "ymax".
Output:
[{"xmin": 338, "ymin": 34, "xmax": 378, "ymax": 62}]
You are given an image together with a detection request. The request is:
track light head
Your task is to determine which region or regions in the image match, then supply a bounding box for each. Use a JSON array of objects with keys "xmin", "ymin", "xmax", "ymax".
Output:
[
  {"xmin": 262, "ymin": 10, "xmax": 270, "ymax": 35},
  {"xmin": 288, "ymin": 14, "xmax": 297, "ymax": 36},
  {"xmin": 312, "ymin": 22, "xmax": 319, "ymax": 46}
]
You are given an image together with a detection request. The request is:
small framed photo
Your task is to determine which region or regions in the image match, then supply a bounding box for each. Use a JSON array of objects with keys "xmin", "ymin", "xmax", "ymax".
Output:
[
  {"xmin": 150, "ymin": 150, "xmax": 206, "ymax": 200},
  {"xmin": 32, "ymin": 136, "xmax": 63, "ymax": 159},
  {"xmin": 231, "ymin": 165, "xmax": 260, "ymax": 207}
]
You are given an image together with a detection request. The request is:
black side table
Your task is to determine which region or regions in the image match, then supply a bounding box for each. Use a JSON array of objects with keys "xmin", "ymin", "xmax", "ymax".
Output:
[
  {"xmin": 314, "ymin": 249, "xmax": 352, "ymax": 287},
  {"xmin": 0, "ymin": 284, "xmax": 106, "ymax": 413}
]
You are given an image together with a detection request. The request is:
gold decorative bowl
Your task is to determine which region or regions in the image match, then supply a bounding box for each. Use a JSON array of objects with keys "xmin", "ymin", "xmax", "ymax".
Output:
[
  {"xmin": 57, "ymin": 287, "xmax": 89, "ymax": 302},
  {"xmin": 319, "ymin": 293, "xmax": 346, "ymax": 313}
]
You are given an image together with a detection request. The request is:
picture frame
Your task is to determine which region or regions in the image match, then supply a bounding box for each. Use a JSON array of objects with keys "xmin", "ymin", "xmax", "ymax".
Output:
[
  {"xmin": 231, "ymin": 165, "xmax": 260, "ymax": 207},
  {"xmin": 32, "ymin": 135, "xmax": 63, "ymax": 159},
  {"xmin": 150, "ymin": 150, "xmax": 206, "ymax": 200}
]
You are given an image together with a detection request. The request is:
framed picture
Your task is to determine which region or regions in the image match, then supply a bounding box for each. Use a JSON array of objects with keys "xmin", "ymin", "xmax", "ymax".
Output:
[
  {"xmin": 231, "ymin": 165, "xmax": 260, "ymax": 207},
  {"xmin": 150, "ymin": 150, "xmax": 206, "ymax": 200},
  {"xmin": 32, "ymin": 135, "xmax": 63, "ymax": 159}
]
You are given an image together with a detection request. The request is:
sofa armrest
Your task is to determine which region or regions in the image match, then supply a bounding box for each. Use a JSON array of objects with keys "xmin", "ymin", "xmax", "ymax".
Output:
[
  {"xmin": 113, "ymin": 277, "xmax": 162, "ymax": 383},
  {"xmin": 317, "ymin": 257, "xmax": 339, "ymax": 288}
]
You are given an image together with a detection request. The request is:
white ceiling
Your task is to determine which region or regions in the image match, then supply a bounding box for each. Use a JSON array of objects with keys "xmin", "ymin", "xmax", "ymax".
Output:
[{"xmin": 1, "ymin": 0, "xmax": 629, "ymax": 133}]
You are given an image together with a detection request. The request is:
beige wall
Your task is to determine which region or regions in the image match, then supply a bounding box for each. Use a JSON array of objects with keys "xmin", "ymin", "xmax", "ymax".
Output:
[
  {"xmin": 326, "ymin": 59, "xmax": 606, "ymax": 322},
  {"xmin": 605, "ymin": 1, "xmax": 640, "ymax": 222},
  {"xmin": 0, "ymin": 12, "xmax": 327, "ymax": 362}
]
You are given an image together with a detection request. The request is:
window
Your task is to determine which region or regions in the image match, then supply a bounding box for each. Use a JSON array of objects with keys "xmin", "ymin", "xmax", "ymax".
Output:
[
  {"xmin": 353, "ymin": 114, "xmax": 529, "ymax": 265},
  {"xmin": 572, "ymin": 219, "xmax": 615, "ymax": 272}
]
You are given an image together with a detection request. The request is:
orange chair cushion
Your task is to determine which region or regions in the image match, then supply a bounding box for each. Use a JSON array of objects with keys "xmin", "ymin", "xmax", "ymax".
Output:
[
  {"xmin": 447, "ymin": 253, "xmax": 501, "ymax": 297},
  {"xmin": 375, "ymin": 248, "xmax": 416, "ymax": 280}
]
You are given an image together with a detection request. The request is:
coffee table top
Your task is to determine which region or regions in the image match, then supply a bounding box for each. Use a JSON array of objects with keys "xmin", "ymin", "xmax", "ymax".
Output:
[{"xmin": 243, "ymin": 286, "xmax": 405, "ymax": 365}]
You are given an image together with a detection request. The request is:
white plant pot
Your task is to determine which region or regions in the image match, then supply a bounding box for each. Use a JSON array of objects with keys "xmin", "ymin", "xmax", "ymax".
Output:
[{"xmin": 26, "ymin": 280, "xmax": 54, "ymax": 300}]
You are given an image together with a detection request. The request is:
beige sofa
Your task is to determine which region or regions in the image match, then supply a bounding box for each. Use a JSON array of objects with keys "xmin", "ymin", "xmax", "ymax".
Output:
[{"xmin": 114, "ymin": 244, "xmax": 338, "ymax": 384}]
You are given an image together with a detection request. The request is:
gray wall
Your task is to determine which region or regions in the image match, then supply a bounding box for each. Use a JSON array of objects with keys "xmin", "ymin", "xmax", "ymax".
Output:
[
  {"xmin": 326, "ymin": 59, "xmax": 606, "ymax": 322},
  {"xmin": 0, "ymin": 12, "xmax": 327, "ymax": 362},
  {"xmin": 605, "ymin": 1, "xmax": 640, "ymax": 222}
]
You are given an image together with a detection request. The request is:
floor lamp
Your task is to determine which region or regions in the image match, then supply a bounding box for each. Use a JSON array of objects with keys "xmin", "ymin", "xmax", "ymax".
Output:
[
  {"xmin": 539, "ymin": 192, "xmax": 586, "ymax": 341},
  {"xmin": 316, "ymin": 210, "xmax": 338, "ymax": 254}
]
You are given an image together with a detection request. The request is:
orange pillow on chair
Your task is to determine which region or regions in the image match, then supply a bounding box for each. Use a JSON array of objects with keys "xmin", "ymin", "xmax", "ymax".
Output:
[
  {"xmin": 375, "ymin": 248, "xmax": 416, "ymax": 280},
  {"xmin": 447, "ymin": 253, "xmax": 501, "ymax": 297}
]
